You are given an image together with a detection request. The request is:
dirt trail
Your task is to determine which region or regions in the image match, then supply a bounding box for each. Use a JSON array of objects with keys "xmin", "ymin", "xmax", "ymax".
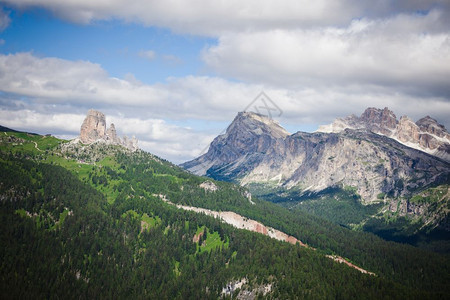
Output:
[
  {"xmin": 33, "ymin": 141, "xmax": 43, "ymax": 152},
  {"xmin": 157, "ymin": 194, "xmax": 375, "ymax": 275}
]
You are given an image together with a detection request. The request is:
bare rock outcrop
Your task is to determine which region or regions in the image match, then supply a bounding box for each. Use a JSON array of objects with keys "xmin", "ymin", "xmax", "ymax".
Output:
[
  {"xmin": 182, "ymin": 110, "xmax": 450, "ymax": 204},
  {"xmin": 80, "ymin": 109, "xmax": 107, "ymax": 144},
  {"xmin": 397, "ymin": 116, "xmax": 420, "ymax": 144},
  {"xmin": 199, "ymin": 180, "xmax": 218, "ymax": 192},
  {"xmin": 360, "ymin": 107, "xmax": 397, "ymax": 135},
  {"xmin": 78, "ymin": 109, "xmax": 138, "ymax": 151},
  {"xmin": 417, "ymin": 116, "xmax": 450, "ymax": 139},
  {"xmin": 106, "ymin": 123, "xmax": 119, "ymax": 143},
  {"xmin": 317, "ymin": 107, "xmax": 450, "ymax": 161},
  {"xmin": 122, "ymin": 135, "xmax": 139, "ymax": 152}
]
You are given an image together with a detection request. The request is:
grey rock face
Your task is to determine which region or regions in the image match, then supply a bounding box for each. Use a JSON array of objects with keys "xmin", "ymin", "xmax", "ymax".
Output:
[
  {"xmin": 360, "ymin": 107, "xmax": 398, "ymax": 135},
  {"xmin": 182, "ymin": 111, "xmax": 450, "ymax": 204},
  {"xmin": 317, "ymin": 107, "xmax": 450, "ymax": 161},
  {"xmin": 182, "ymin": 112, "xmax": 288, "ymax": 177},
  {"xmin": 106, "ymin": 123, "xmax": 119, "ymax": 143},
  {"xmin": 416, "ymin": 116, "xmax": 449, "ymax": 139}
]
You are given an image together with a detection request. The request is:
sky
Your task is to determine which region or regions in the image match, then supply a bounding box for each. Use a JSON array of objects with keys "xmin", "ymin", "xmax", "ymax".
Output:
[{"xmin": 0, "ymin": 1, "xmax": 449, "ymax": 164}]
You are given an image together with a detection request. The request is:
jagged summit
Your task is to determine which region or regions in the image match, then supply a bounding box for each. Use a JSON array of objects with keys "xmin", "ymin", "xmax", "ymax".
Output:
[
  {"xmin": 317, "ymin": 107, "xmax": 450, "ymax": 161},
  {"xmin": 77, "ymin": 109, "xmax": 138, "ymax": 151},
  {"xmin": 229, "ymin": 112, "xmax": 289, "ymax": 139},
  {"xmin": 360, "ymin": 107, "xmax": 398, "ymax": 135},
  {"xmin": 182, "ymin": 109, "xmax": 450, "ymax": 203},
  {"xmin": 416, "ymin": 116, "xmax": 448, "ymax": 138},
  {"xmin": 181, "ymin": 111, "xmax": 288, "ymax": 177},
  {"xmin": 317, "ymin": 107, "xmax": 398, "ymax": 134},
  {"xmin": 80, "ymin": 109, "xmax": 107, "ymax": 144}
]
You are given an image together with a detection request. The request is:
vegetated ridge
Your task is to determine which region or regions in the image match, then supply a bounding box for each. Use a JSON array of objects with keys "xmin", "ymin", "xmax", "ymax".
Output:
[{"xmin": 1, "ymin": 111, "xmax": 449, "ymax": 298}]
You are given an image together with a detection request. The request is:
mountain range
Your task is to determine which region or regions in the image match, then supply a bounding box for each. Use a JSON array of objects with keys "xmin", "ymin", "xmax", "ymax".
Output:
[
  {"xmin": 182, "ymin": 108, "xmax": 450, "ymax": 243},
  {"xmin": 318, "ymin": 107, "xmax": 450, "ymax": 162},
  {"xmin": 1, "ymin": 109, "xmax": 450, "ymax": 298}
]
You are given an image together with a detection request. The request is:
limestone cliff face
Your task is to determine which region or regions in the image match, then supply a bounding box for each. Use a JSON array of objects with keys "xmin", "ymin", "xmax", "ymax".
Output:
[
  {"xmin": 317, "ymin": 107, "xmax": 450, "ymax": 162},
  {"xmin": 78, "ymin": 110, "xmax": 138, "ymax": 151},
  {"xmin": 397, "ymin": 116, "xmax": 420, "ymax": 144},
  {"xmin": 182, "ymin": 111, "xmax": 450, "ymax": 204},
  {"xmin": 360, "ymin": 107, "xmax": 397, "ymax": 135},
  {"xmin": 417, "ymin": 116, "xmax": 450, "ymax": 139},
  {"xmin": 106, "ymin": 123, "xmax": 119, "ymax": 143},
  {"xmin": 280, "ymin": 130, "xmax": 448, "ymax": 202},
  {"xmin": 80, "ymin": 109, "xmax": 107, "ymax": 144},
  {"xmin": 182, "ymin": 111, "xmax": 289, "ymax": 177}
]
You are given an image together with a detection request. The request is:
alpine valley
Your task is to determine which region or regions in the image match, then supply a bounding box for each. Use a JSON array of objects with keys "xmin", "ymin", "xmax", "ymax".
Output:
[
  {"xmin": 182, "ymin": 108, "xmax": 450, "ymax": 250},
  {"xmin": 1, "ymin": 109, "xmax": 450, "ymax": 299}
]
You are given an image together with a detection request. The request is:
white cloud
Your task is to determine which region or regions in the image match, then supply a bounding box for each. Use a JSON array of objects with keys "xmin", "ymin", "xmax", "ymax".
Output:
[
  {"xmin": 106, "ymin": 115, "xmax": 217, "ymax": 162},
  {"xmin": 4, "ymin": 0, "xmax": 449, "ymax": 36},
  {"xmin": 203, "ymin": 10, "xmax": 450, "ymax": 98},
  {"xmin": 0, "ymin": 109, "xmax": 84, "ymax": 134},
  {"xmin": 0, "ymin": 52, "xmax": 166, "ymax": 107},
  {"xmin": 0, "ymin": 52, "xmax": 263, "ymax": 121},
  {"xmin": 138, "ymin": 50, "xmax": 156, "ymax": 61}
]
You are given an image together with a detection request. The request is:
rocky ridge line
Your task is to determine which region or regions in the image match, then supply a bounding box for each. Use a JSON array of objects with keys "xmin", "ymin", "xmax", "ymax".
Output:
[
  {"xmin": 317, "ymin": 107, "xmax": 450, "ymax": 161},
  {"xmin": 182, "ymin": 110, "xmax": 450, "ymax": 205}
]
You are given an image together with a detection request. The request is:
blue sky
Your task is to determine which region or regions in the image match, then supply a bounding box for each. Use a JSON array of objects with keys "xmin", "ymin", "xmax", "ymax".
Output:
[
  {"xmin": 0, "ymin": 1, "xmax": 449, "ymax": 163},
  {"xmin": 1, "ymin": 8, "xmax": 213, "ymax": 83}
]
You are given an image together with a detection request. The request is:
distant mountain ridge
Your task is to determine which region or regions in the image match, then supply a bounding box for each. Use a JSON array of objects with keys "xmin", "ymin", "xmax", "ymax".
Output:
[
  {"xmin": 317, "ymin": 107, "xmax": 450, "ymax": 162},
  {"xmin": 183, "ymin": 110, "xmax": 449, "ymax": 201},
  {"xmin": 182, "ymin": 109, "xmax": 450, "ymax": 236}
]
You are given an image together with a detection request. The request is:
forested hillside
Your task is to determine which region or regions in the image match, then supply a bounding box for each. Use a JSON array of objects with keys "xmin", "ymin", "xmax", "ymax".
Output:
[{"xmin": 1, "ymin": 128, "xmax": 449, "ymax": 299}]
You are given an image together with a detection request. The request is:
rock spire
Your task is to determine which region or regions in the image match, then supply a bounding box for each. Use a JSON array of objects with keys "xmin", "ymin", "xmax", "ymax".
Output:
[
  {"xmin": 78, "ymin": 109, "xmax": 138, "ymax": 151},
  {"xmin": 80, "ymin": 109, "xmax": 107, "ymax": 144}
]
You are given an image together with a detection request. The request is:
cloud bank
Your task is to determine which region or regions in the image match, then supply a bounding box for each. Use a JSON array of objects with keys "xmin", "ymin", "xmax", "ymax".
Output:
[
  {"xmin": 204, "ymin": 10, "xmax": 450, "ymax": 98},
  {"xmin": 4, "ymin": 0, "xmax": 450, "ymax": 35}
]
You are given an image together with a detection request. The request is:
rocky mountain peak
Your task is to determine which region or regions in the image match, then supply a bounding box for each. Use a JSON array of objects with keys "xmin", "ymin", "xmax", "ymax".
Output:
[
  {"xmin": 181, "ymin": 112, "xmax": 288, "ymax": 176},
  {"xmin": 105, "ymin": 123, "xmax": 117, "ymax": 142},
  {"xmin": 317, "ymin": 107, "xmax": 450, "ymax": 161},
  {"xmin": 80, "ymin": 109, "xmax": 107, "ymax": 144},
  {"xmin": 183, "ymin": 110, "xmax": 450, "ymax": 204},
  {"xmin": 78, "ymin": 110, "xmax": 138, "ymax": 151},
  {"xmin": 416, "ymin": 116, "xmax": 448, "ymax": 138},
  {"xmin": 397, "ymin": 116, "xmax": 419, "ymax": 144},
  {"xmin": 230, "ymin": 112, "xmax": 289, "ymax": 139},
  {"xmin": 417, "ymin": 115, "xmax": 438, "ymax": 126},
  {"xmin": 360, "ymin": 107, "xmax": 398, "ymax": 135}
]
